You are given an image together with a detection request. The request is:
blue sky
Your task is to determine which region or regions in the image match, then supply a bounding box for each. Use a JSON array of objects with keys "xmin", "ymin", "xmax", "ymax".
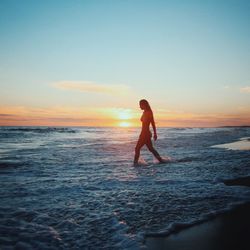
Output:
[{"xmin": 0, "ymin": 0, "xmax": 250, "ymax": 126}]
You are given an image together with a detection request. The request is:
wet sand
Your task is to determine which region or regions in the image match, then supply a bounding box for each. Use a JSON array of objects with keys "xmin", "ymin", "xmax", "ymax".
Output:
[
  {"xmin": 146, "ymin": 203, "xmax": 250, "ymax": 250},
  {"xmin": 212, "ymin": 137, "xmax": 250, "ymax": 150},
  {"xmin": 146, "ymin": 177, "xmax": 250, "ymax": 250},
  {"xmin": 223, "ymin": 176, "xmax": 250, "ymax": 187}
]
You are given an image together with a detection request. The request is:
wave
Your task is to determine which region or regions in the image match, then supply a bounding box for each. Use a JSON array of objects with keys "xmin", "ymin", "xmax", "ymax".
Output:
[
  {"xmin": 0, "ymin": 127, "xmax": 77, "ymax": 134},
  {"xmin": 159, "ymin": 156, "xmax": 199, "ymax": 163},
  {"xmin": 135, "ymin": 156, "xmax": 199, "ymax": 166},
  {"xmin": 145, "ymin": 201, "xmax": 250, "ymax": 238}
]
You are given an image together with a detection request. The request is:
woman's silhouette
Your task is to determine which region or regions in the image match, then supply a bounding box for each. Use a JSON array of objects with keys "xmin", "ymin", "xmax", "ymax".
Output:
[{"xmin": 134, "ymin": 99, "xmax": 164, "ymax": 164}]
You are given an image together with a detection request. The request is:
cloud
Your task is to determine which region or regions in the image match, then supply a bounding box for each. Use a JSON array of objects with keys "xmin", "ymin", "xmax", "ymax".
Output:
[
  {"xmin": 157, "ymin": 113, "xmax": 250, "ymax": 127},
  {"xmin": 0, "ymin": 105, "xmax": 130, "ymax": 126},
  {"xmin": 240, "ymin": 86, "xmax": 250, "ymax": 93},
  {"xmin": 53, "ymin": 81, "xmax": 132, "ymax": 96}
]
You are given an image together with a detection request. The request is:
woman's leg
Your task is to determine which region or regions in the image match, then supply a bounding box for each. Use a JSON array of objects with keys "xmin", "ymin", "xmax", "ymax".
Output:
[
  {"xmin": 134, "ymin": 139, "xmax": 145, "ymax": 164},
  {"xmin": 146, "ymin": 139, "xmax": 163, "ymax": 162}
]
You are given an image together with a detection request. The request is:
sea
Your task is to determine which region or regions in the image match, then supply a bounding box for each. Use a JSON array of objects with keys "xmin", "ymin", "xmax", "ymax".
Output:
[{"xmin": 0, "ymin": 126, "xmax": 250, "ymax": 249}]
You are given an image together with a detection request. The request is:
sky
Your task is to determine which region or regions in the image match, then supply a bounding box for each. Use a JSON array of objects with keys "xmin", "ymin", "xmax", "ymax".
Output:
[{"xmin": 0, "ymin": 0, "xmax": 250, "ymax": 127}]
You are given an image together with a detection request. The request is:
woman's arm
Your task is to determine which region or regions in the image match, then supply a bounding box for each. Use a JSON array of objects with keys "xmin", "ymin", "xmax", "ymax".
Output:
[{"xmin": 150, "ymin": 112, "xmax": 157, "ymax": 141}]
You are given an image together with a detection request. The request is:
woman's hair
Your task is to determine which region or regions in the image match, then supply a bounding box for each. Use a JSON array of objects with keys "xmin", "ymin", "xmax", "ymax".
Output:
[{"xmin": 140, "ymin": 99, "xmax": 152, "ymax": 111}]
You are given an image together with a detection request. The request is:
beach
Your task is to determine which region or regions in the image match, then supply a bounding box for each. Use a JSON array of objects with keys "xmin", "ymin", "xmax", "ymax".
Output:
[{"xmin": 146, "ymin": 177, "xmax": 250, "ymax": 250}]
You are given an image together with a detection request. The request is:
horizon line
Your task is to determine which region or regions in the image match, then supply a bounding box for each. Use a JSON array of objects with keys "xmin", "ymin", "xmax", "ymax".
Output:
[{"xmin": 1, "ymin": 125, "xmax": 249, "ymax": 128}]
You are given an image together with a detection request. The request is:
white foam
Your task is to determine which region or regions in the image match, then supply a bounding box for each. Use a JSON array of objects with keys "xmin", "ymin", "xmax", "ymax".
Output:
[{"xmin": 133, "ymin": 157, "xmax": 149, "ymax": 167}]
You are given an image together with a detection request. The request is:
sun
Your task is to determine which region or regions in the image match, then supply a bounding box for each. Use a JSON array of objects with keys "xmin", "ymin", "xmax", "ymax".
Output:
[{"xmin": 116, "ymin": 109, "xmax": 133, "ymax": 127}]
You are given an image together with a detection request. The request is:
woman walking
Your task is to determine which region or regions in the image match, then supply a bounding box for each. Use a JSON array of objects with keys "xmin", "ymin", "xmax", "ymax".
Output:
[{"xmin": 134, "ymin": 99, "xmax": 164, "ymax": 165}]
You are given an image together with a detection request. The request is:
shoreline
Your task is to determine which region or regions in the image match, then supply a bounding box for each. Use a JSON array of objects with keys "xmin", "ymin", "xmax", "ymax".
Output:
[
  {"xmin": 145, "ymin": 202, "xmax": 250, "ymax": 250},
  {"xmin": 145, "ymin": 177, "xmax": 250, "ymax": 250}
]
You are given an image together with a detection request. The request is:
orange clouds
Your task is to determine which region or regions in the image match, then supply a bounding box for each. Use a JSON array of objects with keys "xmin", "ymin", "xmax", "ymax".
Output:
[
  {"xmin": 155, "ymin": 109, "xmax": 250, "ymax": 127},
  {"xmin": 0, "ymin": 106, "xmax": 138, "ymax": 127},
  {"xmin": 0, "ymin": 106, "xmax": 103, "ymax": 126}
]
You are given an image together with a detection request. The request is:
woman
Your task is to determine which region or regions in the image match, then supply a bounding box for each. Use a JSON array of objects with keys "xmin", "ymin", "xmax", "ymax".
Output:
[{"xmin": 134, "ymin": 99, "xmax": 164, "ymax": 164}]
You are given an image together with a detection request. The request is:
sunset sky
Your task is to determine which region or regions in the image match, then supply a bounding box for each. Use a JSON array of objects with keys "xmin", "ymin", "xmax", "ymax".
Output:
[{"xmin": 0, "ymin": 0, "xmax": 250, "ymax": 127}]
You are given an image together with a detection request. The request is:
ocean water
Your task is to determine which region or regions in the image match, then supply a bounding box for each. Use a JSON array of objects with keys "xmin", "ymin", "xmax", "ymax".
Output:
[{"xmin": 0, "ymin": 126, "xmax": 250, "ymax": 249}]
